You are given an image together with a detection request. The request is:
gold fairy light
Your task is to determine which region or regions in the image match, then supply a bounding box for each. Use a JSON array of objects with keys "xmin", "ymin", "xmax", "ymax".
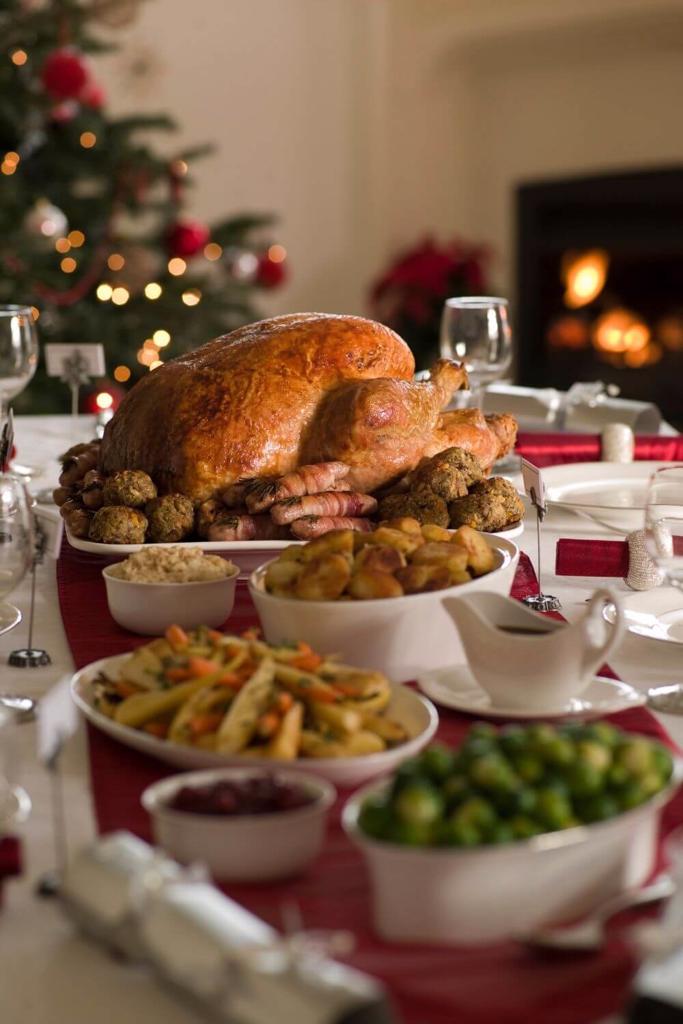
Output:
[
  {"xmin": 60, "ymin": 256, "xmax": 77, "ymax": 273},
  {"xmin": 114, "ymin": 365, "xmax": 131, "ymax": 382},
  {"xmin": 11, "ymin": 50, "xmax": 27, "ymax": 66},
  {"xmin": 95, "ymin": 392, "xmax": 113, "ymax": 410},
  {"xmin": 171, "ymin": 159, "xmax": 188, "ymax": 176},
  {"xmin": 167, "ymin": 257, "xmax": 186, "ymax": 276},
  {"xmin": 80, "ymin": 131, "xmax": 97, "ymax": 149},
  {"xmin": 204, "ymin": 242, "xmax": 222, "ymax": 261},
  {"xmin": 181, "ymin": 288, "xmax": 201, "ymax": 306},
  {"xmin": 152, "ymin": 329, "xmax": 170, "ymax": 347},
  {"xmin": 143, "ymin": 338, "xmax": 159, "ymax": 351},
  {"xmin": 111, "ymin": 286, "xmax": 130, "ymax": 305},
  {"xmin": 137, "ymin": 347, "xmax": 156, "ymax": 366},
  {"xmin": 55, "ymin": 237, "xmax": 71, "ymax": 253},
  {"xmin": 96, "ymin": 283, "xmax": 113, "ymax": 301},
  {"xmin": 1, "ymin": 162, "xmax": 16, "ymax": 176},
  {"xmin": 68, "ymin": 230, "xmax": 85, "ymax": 247},
  {"xmin": 107, "ymin": 253, "xmax": 125, "ymax": 271},
  {"xmin": 4, "ymin": 152, "xmax": 19, "ymax": 168},
  {"xmin": 267, "ymin": 243, "xmax": 287, "ymax": 263},
  {"xmin": 144, "ymin": 282, "xmax": 162, "ymax": 299}
]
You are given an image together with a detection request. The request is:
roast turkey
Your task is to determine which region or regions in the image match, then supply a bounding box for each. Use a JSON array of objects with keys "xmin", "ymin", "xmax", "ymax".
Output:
[{"xmin": 101, "ymin": 313, "xmax": 517, "ymax": 500}]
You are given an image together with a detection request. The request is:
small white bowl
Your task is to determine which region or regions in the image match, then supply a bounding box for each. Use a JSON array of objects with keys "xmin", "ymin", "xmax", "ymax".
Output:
[
  {"xmin": 343, "ymin": 761, "xmax": 683, "ymax": 945},
  {"xmin": 248, "ymin": 536, "xmax": 520, "ymax": 683},
  {"xmin": 142, "ymin": 767, "xmax": 336, "ymax": 882},
  {"xmin": 102, "ymin": 563, "xmax": 239, "ymax": 635}
]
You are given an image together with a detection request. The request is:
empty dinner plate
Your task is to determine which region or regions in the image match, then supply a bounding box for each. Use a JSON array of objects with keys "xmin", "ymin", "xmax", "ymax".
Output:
[
  {"xmin": 417, "ymin": 664, "xmax": 645, "ymax": 721},
  {"xmin": 0, "ymin": 603, "xmax": 21, "ymax": 638},
  {"xmin": 604, "ymin": 588, "xmax": 683, "ymax": 646},
  {"xmin": 543, "ymin": 461, "xmax": 671, "ymax": 532}
]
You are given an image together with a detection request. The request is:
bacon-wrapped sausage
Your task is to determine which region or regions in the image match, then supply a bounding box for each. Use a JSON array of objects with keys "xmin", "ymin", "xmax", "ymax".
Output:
[
  {"xmin": 59, "ymin": 498, "xmax": 93, "ymax": 538},
  {"xmin": 80, "ymin": 469, "xmax": 105, "ymax": 510},
  {"xmin": 58, "ymin": 446, "xmax": 100, "ymax": 487},
  {"xmin": 207, "ymin": 514, "xmax": 291, "ymax": 542},
  {"xmin": 220, "ymin": 480, "xmax": 255, "ymax": 508},
  {"xmin": 270, "ymin": 491, "xmax": 377, "ymax": 526},
  {"xmin": 245, "ymin": 462, "xmax": 350, "ymax": 513},
  {"xmin": 290, "ymin": 516, "xmax": 373, "ymax": 539}
]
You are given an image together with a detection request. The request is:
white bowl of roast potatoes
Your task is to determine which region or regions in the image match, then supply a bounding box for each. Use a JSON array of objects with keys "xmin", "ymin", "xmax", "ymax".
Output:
[{"xmin": 249, "ymin": 520, "xmax": 520, "ymax": 684}]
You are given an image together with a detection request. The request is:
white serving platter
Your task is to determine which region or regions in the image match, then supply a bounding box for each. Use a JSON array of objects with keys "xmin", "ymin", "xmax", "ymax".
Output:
[
  {"xmin": 543, "ymin": 461, "xmax": 673, "ymax": 532},
  {"xmin": 66, "ymin": 527, "xmax": 293, "ymax": 577},
  {"xmin": 0, "ymin": 602, "xmax": 21, "ymax": 638},
  {"xmin": 70, "ymin": 653, "xmax": 439, "ymax": 788}
]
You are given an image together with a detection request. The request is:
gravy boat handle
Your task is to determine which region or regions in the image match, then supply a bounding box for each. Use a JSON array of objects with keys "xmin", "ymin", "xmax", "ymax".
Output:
[{"xmin": 581, "ymin": 588, "xmax": 625, "ymax": 676}]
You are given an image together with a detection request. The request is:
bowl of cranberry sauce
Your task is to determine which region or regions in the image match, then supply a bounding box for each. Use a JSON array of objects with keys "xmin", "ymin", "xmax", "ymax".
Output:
[{"xmin": 142, "ymin": 768, "xmax": 336, "ymax": 882}]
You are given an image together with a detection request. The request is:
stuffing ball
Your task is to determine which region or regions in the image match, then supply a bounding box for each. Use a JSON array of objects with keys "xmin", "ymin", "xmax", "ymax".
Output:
[
  {"xmin": 89, "ymin": 506, "xmax": 148, "ymax": 545},
  {"xmin": 102, "ymin": 470, "xmax": 157, "ymax": 508},
  {"xmin": 412, "ymin": 447, "xmax": 484, "ymax": 499},
  {"xmin": 448, "ymin": 477, "xmax": 524, "ymax": 532},
  {"xmin": 145, "ymin": 494, "xmax": 195, "ymax": 543},
  {"xmin": 378, "ymin": 490, "xmax": 450, "ymax": 528}
]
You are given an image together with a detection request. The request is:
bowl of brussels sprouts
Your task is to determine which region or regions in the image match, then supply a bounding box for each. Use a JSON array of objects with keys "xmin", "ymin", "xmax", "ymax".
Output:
[{"xmin": 343, "ymin": 721, "xmax": 681, "ymax": 945}]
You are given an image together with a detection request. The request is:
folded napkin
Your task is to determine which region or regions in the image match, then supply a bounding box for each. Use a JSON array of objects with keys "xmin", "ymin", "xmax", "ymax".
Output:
[
  {"xmin": 556, "ymin": 537, "xmax": 683, "ymax": 578},
  {"xmin": 516, "ymin": 433, "xmax": 683, "ymax": 469}
]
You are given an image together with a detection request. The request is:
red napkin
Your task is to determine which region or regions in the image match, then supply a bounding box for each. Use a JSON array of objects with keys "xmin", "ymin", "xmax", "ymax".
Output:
[
  {"xmin": 556, "ymin": 539, "xmax": 629, "ymax": 578},
  {"xmin": 556, "ymin": 537, "xmax": 683, "ymax": 578},
  {"xmin": 516, "ymin": 433, "xmax": 683, "ymax": 469},
  {"xmin": 0, "ymin": 836, "xmax": 22, "ymax": 907}
]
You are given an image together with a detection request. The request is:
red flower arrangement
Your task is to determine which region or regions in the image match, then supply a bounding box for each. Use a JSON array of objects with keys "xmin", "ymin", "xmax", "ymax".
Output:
[{"xmin": 369, "ymin": 236, "xmax": 492, "ymax": 367}]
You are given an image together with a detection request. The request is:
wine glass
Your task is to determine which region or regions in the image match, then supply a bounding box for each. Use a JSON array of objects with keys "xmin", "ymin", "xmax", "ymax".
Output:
[
  {"xmin": 644, "ymin": 465, "xmax": 683, "ymax": 589},
  {"xmin": 0, "ymin": 475, "xmax": 33, "ymax": 612},
  {"xmin": 439, "ymin": 297, "xmax": 512, "ymax": 407},
  {"xmin": 0, "ymin": 306, "xmax": 38, "ymax": 422}
]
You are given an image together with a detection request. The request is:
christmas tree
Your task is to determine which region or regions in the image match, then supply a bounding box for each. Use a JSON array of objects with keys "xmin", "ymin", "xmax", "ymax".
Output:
[{"xmin": 0, "ymin": 0, "xmax": 287, "ymax": 413}]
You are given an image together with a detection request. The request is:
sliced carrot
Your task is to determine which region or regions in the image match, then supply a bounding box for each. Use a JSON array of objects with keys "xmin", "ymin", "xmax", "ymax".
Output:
[
  {"xmin": 309, "ymin": 684, "xmax": 342, "ymax": 704},
  {"xmin": 207, "ymin": 629, "xmax": 223, "ymax": 643},
  {"xmin": 242, "ymin": 627, "xmax": 261, "ymax": 641},
  {"xmin": 143, "ymin": 721, "xmax": 169, "ymax": 739},
  {"xmin": 189, "ymin": 713, "xmax": 223, "ymax": 738},
  {"xmin": 276, "ymin": 691, "xmax": 294, "ymax": 713},
  {"xmin": 187, "ymin": 656, "xmax": 221, "ymax": 678},
  {"xmin": 165, "ymin": 667, "xmax": 192, "ymax": 683},
  {"xmin": 256, "ymin": 710, "xmax": 281, "ymax": 739},
  {"xmin": 330, "ymin": 681, "xmax": 365, "ymax": 697},
  {"xmin": 166, "ymin": 624, "xmax": 189, "ymax": 650},
  {"xmin": 115, "ymin": 680, "xmax": 138, "ymax": 699},
  {"xmin": 291, "ymin": 652, "xmax": 323, "ymax": 672}
]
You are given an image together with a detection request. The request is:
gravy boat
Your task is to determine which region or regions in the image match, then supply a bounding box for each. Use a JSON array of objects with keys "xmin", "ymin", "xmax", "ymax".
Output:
[{"xmin": 442, "ymin": 588, "xmax": 624, "ymax": 711}]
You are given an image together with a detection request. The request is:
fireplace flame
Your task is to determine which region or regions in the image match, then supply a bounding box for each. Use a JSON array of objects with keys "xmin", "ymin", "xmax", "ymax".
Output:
[
  {"xmin": 563, "ymin": 249, "xmax": 609, "ymax": 308},
  {"xmin": 592, "ymin": 308, "xmax": 662, "ymax": 367}
]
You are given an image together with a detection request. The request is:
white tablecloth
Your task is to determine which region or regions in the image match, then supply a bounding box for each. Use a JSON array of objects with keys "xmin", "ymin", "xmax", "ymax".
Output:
[{"xmin": 1, "ymin": 415, "xmax": 681, "ymax": 1023}]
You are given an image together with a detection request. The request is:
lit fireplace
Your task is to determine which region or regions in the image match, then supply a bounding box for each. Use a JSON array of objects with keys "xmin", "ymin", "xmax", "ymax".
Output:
[{"xmin": 515, "ymin": 168, "xmax": 683, "ymax": 428}]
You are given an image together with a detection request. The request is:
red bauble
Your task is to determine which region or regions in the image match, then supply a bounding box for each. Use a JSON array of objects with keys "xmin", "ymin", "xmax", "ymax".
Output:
[
  {"xmin": 80, "ymin": 79, "xmax": 106, "ymax": 110},
  {"xmin": 41, "ymin": 48, "xmax": 89, "ymax": 100},
  {"xmin": 256, "ymin": 253, "xmax": 288, "ymax": 289},
  {"xmin": 166, "ymin": 219, "xmax": 210, "ymax": 259}
]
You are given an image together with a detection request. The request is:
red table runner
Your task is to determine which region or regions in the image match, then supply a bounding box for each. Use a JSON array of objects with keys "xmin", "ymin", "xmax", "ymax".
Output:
[
  {"xmin": 56, "ymin": 538, "xmax": 683, "ymax": 1024},
  {"xmin": 0, "ymin": 836, "xmax": 21, "ymax": 908},
  {"xmin": 516, "ymin": 432, "xmax": 683, "ymax": 469}
]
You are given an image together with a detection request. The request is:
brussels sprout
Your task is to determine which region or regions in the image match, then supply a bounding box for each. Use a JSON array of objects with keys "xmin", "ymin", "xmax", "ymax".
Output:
[
  {"xmin": 389, "ymin": 819, "xmax": 436, "ymax": 846},
  {"xmin": 358, "ymin": 793, "xmax": 394, "ymax": 839},
  {"xmin": 441, "ymin": 775, "xmax": 472, "ymax": 810},
  {"xmin": 459, "ymin": 736, "xmax": 498, "ymax": 764},
  {"xmin": 576, "ymin": 740, "xmax": 612, "ymax": 773},
  {"xmin": 469, "ymin": 722, "xmax": 499, "ymax": 742},
  {"xmin": 617, "ymin": 781, "xmax": 648, "ymax": 811},
  {"xmin": 499, "ymin": 726, "xmax": 527, "ymax": 757},
  {"xmin": 420, "ymin": 745, "xmax": 457, "ymax": 782},
  {"xmin": 535, "ymin": 787, "xmax": 574, "ymax": 830},
  {"xmin": 511, "ymin": 753, "xmax": 544, "ymax": 784},
  {"xmin": 437, "ymin": 820, "xmax": 480, "ymax": 848},
  {"xmin": 394, "ymin": 782, "xmax": 444, "ymax": 826},
  {"xmin": 485, "ymin": 821, "xmax": 515, "ymax": 845},
  {"xmin": 565, "ymin": 760, "xmax": 604, "ymax": 798},
  {"xmin": 468, "ymin": 754, "xmax": 518, "ymax": 792},
  {"xmin": 651, "ymin": 744, "xmax": 674, "ymax": 782},
  {"xmin": 576, "ymin": 793, "xmax": 620, "ymax": 823},
  {"xmin": 390, "ymin": 759, "xmax": 424, "ymax": 797},
  {"xmin": 527, "ymin": 723, "xmax": 560, "ymax": 752},
  {"xmin": 452, "ymin": 796, "xmax": 498, "ymax": 832},
  {"xmin": 606, "ymin": 762, "xmax": 630, "ymax": 789},
  {"xmin": 615, "ymin": 738, "xmax": 653, "ymax": 778},
  {"xmin": 582, "ymin": 722, "xmax": 620, "ymax": 748},
  {"xmin": 510, "ymin": 815, "xmax": 543, "ymax": 839},
  {"xmin": 540, "ymin": 736, "xmax": 576, "ymax": 767}
]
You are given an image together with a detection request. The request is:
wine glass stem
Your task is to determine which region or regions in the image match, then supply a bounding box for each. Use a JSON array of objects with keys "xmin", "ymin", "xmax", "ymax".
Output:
[{"xmin": 469, "ymin": 383, "xmax": 484, "ymax": 409}]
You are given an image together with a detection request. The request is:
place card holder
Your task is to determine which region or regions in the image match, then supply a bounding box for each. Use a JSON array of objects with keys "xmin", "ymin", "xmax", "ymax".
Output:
[{"xmin": 60, "ymin": 832, "xmax": 395, "ymax": 1024}]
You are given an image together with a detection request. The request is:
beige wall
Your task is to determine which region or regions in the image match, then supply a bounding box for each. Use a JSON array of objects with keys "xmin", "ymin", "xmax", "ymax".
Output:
[{"xmin": 99, "ymin": 0, "xmax": 683, "ymax": 318}]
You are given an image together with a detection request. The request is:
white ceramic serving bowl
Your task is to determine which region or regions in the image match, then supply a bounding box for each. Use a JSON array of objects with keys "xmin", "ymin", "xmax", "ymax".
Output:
[
  {"xmin": 343, "ymin": 761, "xmax": 682, "ymax": 946},
  {"xmin": 71, "ymin": 654, "xmax": 439, "ymax": 787},
  {"xmin": 248, "ymin": 536, "xmax": 520, "ymax": 684},
  {"xmin": 102, "ymin": 563, "xmax": 240, "ymax": 635},
  {"xmin": 142, "ymin": 766, "xmax": 335, "ymax": 882}
]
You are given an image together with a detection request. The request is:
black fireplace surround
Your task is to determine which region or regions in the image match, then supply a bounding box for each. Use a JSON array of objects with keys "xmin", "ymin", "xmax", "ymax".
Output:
[{"xmin": 515, "ymin": 167, "xmax": 683, "ymax": 428}]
